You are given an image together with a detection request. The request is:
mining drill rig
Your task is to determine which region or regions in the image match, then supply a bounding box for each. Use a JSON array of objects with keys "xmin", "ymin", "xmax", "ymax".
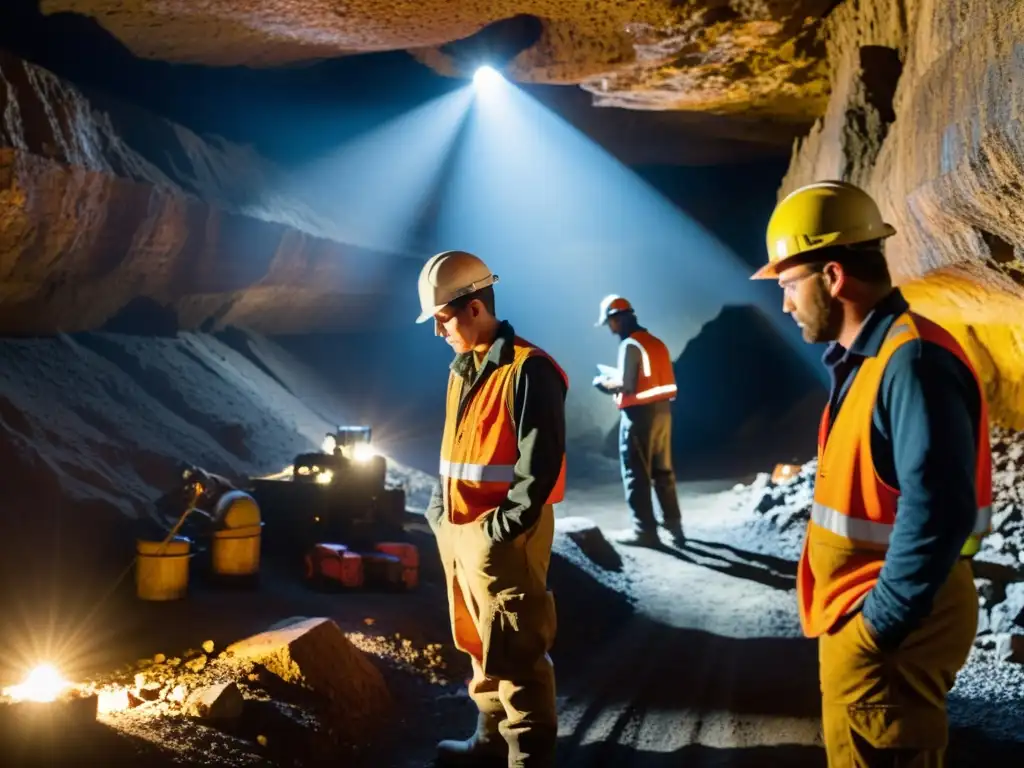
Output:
[{"xmin": 247, "ymin": 426, "xmax": 407, "ymax": 562}]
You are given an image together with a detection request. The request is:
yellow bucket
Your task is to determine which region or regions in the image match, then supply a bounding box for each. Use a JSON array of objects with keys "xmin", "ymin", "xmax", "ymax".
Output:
[
  {"xmin": 211, "ymin": 523, "xmax": 263, "ymax": 577},
  {"xmin": 215, "ymin": 491, "xmax": 261, "ymax": 529},
  {"xmin": 135, "ymin": 536, "xmax": 191, "ymax": 601}
]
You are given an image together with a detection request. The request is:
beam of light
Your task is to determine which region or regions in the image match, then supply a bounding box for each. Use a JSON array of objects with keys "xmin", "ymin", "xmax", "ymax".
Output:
[
  {"xmin": 282, "ymin": 86, "xmax": 474, "ymax": 269},
  {"xmin": 432, "ymin": 80, "xmax": 822, "ymax": 443}
]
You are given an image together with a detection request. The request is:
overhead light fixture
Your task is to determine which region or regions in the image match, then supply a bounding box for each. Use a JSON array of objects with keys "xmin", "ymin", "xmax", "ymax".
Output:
[{"xmin": 473, "ymin": 66, "xmax": 503, "ymax": 89}]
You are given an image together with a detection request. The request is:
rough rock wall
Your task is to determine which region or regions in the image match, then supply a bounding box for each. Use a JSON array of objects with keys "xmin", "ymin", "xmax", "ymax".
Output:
[
  {"xmin": 781, "ymin": 0, "xmax": 1024, "ymax": 428},
  {"xmin": 0, "ymin": 50, "xmax": 413, "ymax": 334},
  {"xmin": 0, "ymin": 329, "xmax": 431, "ymax": 552},
  {"xmin": 0, "ymin": 49, "xmax": 336, "ymax": 239},
  {"xmin": 42, "ymin": 0, "xmax": 835, "ymax": 116}
]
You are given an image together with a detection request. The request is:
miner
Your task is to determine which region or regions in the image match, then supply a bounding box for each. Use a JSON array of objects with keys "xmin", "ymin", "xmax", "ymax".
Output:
[
  {"xmin": 417, "ymin": 250, "xmax": 567, "ymax": 767},
  {"xmin": 752, "ymin": 180, "xmax": 991, "ymax": 766},
  {"xmin": 592, "ymin": 295, "xmax": 684, "ymax": 548}
]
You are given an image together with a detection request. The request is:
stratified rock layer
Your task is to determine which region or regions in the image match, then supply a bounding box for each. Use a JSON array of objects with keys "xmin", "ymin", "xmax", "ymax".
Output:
[
  {"xmin": 781, "ymin": 0, "xmax": 1024, "ymax": 428},
  {"xmin": 0, "ymin": 50, "xmax": 413, "ymax": 334},
  {"xmin": 41, "ymin": 0, "xmax": 834, "ymax": 116}
]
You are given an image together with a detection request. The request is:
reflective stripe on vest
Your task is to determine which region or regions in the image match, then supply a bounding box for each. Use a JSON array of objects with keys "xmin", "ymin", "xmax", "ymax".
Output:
[
  {"xmin": 615, "ymin": 331, "xmax": 676, "ymax": 409},
  {"xmin": 440, "ymin": 336, "xmax": 569, "ymax": 524},
  {"xmin": 972, "ymin": 505, "xmax": 993, "ymax": 536},
  {"xmin": 439, "ymin": 459, "xmax": 516, "ymax": 483},
  {"xmin": 798, "ymin": 309, "xmax": 992, "ymax": 638},
  {"xmin": 811, "ymin": 501, "xmax": 993, "ymax": 545},
  {"xmin": 635, "ymin": 383, "xmax": 678, "ymax": 401}
]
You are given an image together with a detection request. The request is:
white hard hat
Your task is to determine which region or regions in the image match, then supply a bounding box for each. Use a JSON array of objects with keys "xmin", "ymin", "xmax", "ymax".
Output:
[
  {"xmin": 595, "ymin": 294, "xmax": 633, "ymax": 326},
  {"xmin": 416, "ymin": 250, "xmax": 499, "ymax": 324}
]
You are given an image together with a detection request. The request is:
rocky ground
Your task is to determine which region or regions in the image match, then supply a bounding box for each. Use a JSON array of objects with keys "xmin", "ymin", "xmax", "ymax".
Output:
[
  {"xmin": 3, "ymin": 461, "xmax": 1022, "ymax": 766},
  {"xmin": 0, "ymin": 330, "xmax": 1021, "ymax": 766},
  {"xmin": 742, "ymin": 427, "xmax": 1024, "ymax": 664}
]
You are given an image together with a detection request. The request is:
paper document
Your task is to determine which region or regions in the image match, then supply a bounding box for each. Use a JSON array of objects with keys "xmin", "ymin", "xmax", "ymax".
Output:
[{"xmin": 596, "ymin": 364, "xmax": 620, "ymax": 379}]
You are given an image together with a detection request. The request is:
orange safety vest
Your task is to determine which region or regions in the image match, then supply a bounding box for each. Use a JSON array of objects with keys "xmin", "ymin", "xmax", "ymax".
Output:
[
  {"xmin": 440, "ymin": 337, "xmax": 568, "ymax": 524},
  {"xmin": 615, "ymin": 330, "xmax": 678, "ymax": 410},
  {"xmin": 798, "ymin": 311, "xmax": 992, "ymax": 638}
]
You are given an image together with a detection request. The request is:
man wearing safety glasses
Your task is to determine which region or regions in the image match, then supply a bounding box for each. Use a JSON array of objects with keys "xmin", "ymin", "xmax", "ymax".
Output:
[{"xmin": 752, "ymin": 180, "xmax": 991, "ymax": 766}]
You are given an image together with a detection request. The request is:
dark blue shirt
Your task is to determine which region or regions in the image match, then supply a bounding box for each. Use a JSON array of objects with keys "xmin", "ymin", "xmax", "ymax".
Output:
[{"xmin": 822, "ymin": 289, "xmax": 981, "ymax": 649}]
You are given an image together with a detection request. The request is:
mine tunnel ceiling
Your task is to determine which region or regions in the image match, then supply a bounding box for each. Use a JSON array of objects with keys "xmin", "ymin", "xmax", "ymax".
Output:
[{"xmin": 29, "ymin": 0, "xmax": 844, "ymax": 164}]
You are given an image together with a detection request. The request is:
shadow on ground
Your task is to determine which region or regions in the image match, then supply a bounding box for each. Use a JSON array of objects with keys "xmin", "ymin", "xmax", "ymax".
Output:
[
  {"xmin": 678, "ymin": 538, "xmax": 796, "ymax": 590},
  {"xmin": 948, "ymin": 730, "xmax": 1024, "ymax": 765},
  {"xmin": 3, "ymin": 507, "xmax": 1023, "ymax": 768},
  {"xmin": 0, "ymin": 721, "xmax": 184, "ymax": 767}
]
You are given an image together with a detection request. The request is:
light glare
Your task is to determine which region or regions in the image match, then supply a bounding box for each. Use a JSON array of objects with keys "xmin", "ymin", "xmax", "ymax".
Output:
[
  {"xmin": 352, "ymin": 443, "xmax": 377, "ymax": 463},
  {"xmin": 3, "ymin": 664, "xmax": 69, "ymax": 703},
  {"xmin": 473, "ymin": 66, "xmax": 502, "ymax": 89}
]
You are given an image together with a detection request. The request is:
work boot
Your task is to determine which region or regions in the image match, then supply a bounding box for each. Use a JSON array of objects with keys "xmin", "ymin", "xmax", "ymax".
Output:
[
  {"xmin": 435, "ymin": 713, "xmax": 508, "ymax": 766},
  {"xmin": 506, "ymin": 725, "xmax": 557, "ymax": 768},
  {"xmin": 664, "ymin": 525, "xmax": 686, "ymax": 548}
]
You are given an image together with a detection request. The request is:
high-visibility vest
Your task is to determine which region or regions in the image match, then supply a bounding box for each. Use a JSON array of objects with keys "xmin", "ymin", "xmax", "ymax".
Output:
[
  {"xmin": 439, "ymin": 337, "xmax": 568, "ymax": 525},
  {"xmin": 615, "ymin": 330, "xmax": 677, "ymax": 410},
  {"xmin": 798, "ymin": 310, "xmax": 992, "ymax": 638}
]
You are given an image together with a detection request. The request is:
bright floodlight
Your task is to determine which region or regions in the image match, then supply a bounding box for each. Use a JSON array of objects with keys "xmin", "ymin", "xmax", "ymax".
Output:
[
  {"xmin": 352, "ymin": 442, "xmax": 377, "ymax": 463},
  {"xmin": 473, "ymin": 66, "xmax": 502, "ymax": 89},
  {"xmin": 3, "ymin": 663, "xmax": 69, "ymax": 703}
]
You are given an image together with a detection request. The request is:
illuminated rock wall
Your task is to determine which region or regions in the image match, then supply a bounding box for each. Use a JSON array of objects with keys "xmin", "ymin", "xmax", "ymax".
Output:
[
  {"xmin": 781, "ymin": 0, "xmax": 1024, "ymax": 428},
  {"xmin": 0, "ymin": 49, "xmax": 413, "ymax": 334}
]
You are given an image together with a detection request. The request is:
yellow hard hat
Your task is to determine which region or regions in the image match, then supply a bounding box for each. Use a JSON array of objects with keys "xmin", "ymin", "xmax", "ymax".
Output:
[
  {"xmin": 416, "ymin": 250, "xmax": 498, "ymax": 325},
  {"xmin": 595, "ymin": 295, "xmax": 633, "ymax": 326},
  {"xmin": 751, "ymin": 180, "xmax": 896, "ymax": 280}
]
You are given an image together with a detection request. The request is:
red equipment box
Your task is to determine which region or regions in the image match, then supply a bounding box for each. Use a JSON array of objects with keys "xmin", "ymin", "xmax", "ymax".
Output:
[
  {"xmin": 305, "ymin": 542, "xmax": 420, "ymax": 591},
  {"xmin": 305, "ymin": 543, "xmax": 364, "ymax": 588},
  {"xmin": 374, "ymin": 542, "xmax": 420, "ymax": 590}
]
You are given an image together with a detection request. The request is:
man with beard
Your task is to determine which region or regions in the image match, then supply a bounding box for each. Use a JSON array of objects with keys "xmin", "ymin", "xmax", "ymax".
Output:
[
  {"xmin": 751, "ymin": 180, "xmax": 991, "ymax": 766},
  {"xmin": 417, "ymin": 250, "xmax": 567, "ymax": 767}
]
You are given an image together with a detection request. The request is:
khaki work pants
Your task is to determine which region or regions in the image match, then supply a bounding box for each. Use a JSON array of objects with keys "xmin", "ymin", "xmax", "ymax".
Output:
[
  {"xmin": 819, "ymin": 560, "xmax": 978, "ymax": 767},
  {"xmin": 434, "ymin": 505, "xmax": 558, "ymax": 767},
  {"xmin": 619, "ymin": 400, "xmax": 682, "ymax": 536}
]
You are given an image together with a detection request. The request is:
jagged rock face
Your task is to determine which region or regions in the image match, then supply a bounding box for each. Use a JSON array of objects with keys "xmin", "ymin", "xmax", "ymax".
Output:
[
  {"xmin": 0, "ymin": 50, "xmax": 414, "ymax": 334},
  {"xmin": 781, "ymin": 0, "xmax": 1024, "ymax": 429},
  {"xmin": 41, "ymin": 0, "xmax": 835, "ymax": 116}
]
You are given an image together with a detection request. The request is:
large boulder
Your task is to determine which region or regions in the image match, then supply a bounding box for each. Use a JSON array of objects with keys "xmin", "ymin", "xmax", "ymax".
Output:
[{"xmin": 226, "ymin": 617, "xmax": 391, "ymax": 743}]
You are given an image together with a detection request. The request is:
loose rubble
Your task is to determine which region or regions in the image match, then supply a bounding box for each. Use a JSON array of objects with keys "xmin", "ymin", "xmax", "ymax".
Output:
[
  {"xmin": 345, "ymin": 632, "xmax": 449, "ymax": 686},
  {"xmin": 70, "ymin": 617, "xmax": 450, "ymax": 765},
  {"xmin": 737, "ymin": 427, "xmax": 1024, "ymax": 659}
]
